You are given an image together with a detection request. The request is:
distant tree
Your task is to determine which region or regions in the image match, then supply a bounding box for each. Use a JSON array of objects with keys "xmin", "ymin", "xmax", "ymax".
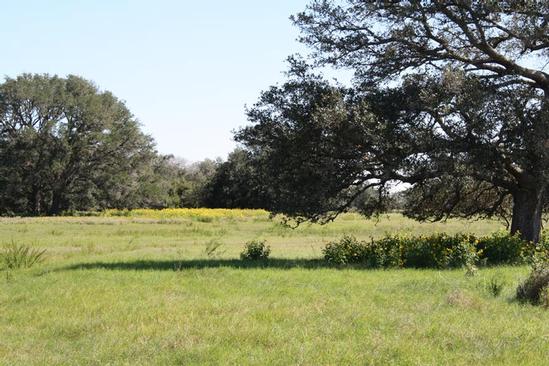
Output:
[
  {"xmin": 202, "ymin": 148, "xmax": 270, "ymax": 208},
  {"xmin": 107, "ymin": 154, "xmax": 184, "ymax": 210},
  {"xmin": 177, "ymin": 158, "xmax": 220, "ymax": 207},
  {"xmin": 237, "ymin": 1, "xmax": 549, "ymax": 242},
  {"xmin": 0, "ymin": 74, "xmax": 159, "ymax": 215}
]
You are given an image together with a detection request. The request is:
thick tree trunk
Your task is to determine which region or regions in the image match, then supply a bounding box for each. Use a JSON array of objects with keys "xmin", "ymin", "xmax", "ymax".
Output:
[
  {"xmin": 30, "ymin": 185, "xmax": 41, "ymax": 215},
  {"xmin": 48, "ymin": 193, "xmax": 62, "ymax": 216},
  {"xmin": 510, "ymin": 187, "xmax": 544, "ymax": 243},
  {"xmin": 48, "ymin": 169, "xmax": 72, "ymax": 215}
]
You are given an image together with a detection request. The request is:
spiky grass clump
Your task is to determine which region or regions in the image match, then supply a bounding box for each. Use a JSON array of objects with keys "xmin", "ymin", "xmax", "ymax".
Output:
[{"xmin": 1, "ymin": 242, "xmax": 46, "ymax": 269}]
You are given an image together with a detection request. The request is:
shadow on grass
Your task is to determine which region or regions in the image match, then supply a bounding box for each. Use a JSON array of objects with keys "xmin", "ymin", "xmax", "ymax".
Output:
[{"xmin": 62, "ymin": 258, "xmax": 348, "ymax": 271}]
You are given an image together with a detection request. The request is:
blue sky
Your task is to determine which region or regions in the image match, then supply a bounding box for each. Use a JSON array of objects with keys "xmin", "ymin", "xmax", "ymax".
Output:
[{"xmin": 2, "ymin": 1, "xmax": 310, "ymax": 161}]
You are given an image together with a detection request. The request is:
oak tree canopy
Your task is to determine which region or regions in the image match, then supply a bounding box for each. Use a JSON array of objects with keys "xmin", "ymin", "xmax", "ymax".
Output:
[{"xmin": 237, "ymin": 1, "xmax": 549, "ymax": 242}]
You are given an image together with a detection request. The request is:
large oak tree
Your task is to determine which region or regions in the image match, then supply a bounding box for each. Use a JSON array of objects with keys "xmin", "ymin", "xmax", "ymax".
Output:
[
  {"xmin": 237, "ymin": 1, "xmax": 549, "ymax": 242},
  {"xmin": 0, "ymin": 74, "xmax": 160, "ymax": 215}
]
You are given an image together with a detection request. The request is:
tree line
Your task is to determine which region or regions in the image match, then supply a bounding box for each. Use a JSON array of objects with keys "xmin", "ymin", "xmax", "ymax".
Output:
[
  {"xmin": 0, "ymin": 73, "xmax": 397, "ymax": 217},
  {"xmin": 0, "ymin": 74, "xmax": 267, "ymax": 216}
]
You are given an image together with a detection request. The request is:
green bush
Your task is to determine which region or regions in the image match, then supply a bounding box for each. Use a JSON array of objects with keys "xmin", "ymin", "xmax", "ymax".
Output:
[
  {"xmin": 400, "ymin": 234, "xmax": 477, "ymax": 269},
  {"xmin": 320, "ymin": 231, "xmax": 549, "ymax": 269},
  {"xmin": 323, "ymin": 233, "xmax": 477, "ymax": 269},
  {"xmin": 448, "ymin": 236, "xmax": 479, "ymax": 269},
  {"xmin": 323, "ymin": 231, "xmax": 549, "ymax": 269},
  {"xmin": 476, "ymin": 232, "xmax": 527, "ymax": 265},
  {"xmin": 240, "ymin": 240, "xmax": 270, "ymax": 260},
  {"xmin": 322, "ymin": 235, "xmax": 368, "ymax": 265},
  {"xmin": 365, "ymin": 236, "xmax": 403, "ymax": 268}
]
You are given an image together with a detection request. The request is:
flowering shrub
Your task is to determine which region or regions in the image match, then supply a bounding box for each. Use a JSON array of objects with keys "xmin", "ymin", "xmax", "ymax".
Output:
[
  {"xmin": 400, "ymin": 234, "xmax": 477, "ymax": 268},
  {"xmin": 365, "ymin": 236, "xmax": 403, "ymax": 268},
  {"xmin": 476, "ymin": 232, "xmax": 527, "ymax": 265},
  {"xmin": 323, "ymin": 235, "xmax": 369, "ymax": 265},
  {"xmin": 323, "ymin": 232, "xmax": 546, "ymax": 269}
]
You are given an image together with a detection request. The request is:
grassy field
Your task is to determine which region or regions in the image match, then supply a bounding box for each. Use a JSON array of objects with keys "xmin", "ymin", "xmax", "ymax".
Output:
[{"xmin": 1, "ymin": 211, "xmax": 548, "ymax": 365}]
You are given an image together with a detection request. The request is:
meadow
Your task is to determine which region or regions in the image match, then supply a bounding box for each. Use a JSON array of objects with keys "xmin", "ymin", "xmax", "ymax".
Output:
[{"xmin": 1, "ymin": 210, "xmax": 548, "ymax": 365}]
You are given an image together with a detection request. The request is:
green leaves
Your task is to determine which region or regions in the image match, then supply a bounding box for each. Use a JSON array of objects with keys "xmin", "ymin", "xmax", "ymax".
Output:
[
  {"xmin": 0, "ymin": 74, "xmax": 160, "ymax": 215},
  {"xmin": 237, "ymin": 2, "xmax": 549, "ymax": 242}
]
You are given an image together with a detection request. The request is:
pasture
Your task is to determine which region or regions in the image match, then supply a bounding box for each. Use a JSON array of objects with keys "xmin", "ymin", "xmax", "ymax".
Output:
[{"xmin": 1, "ymin": 211, "xmax": 548, "ymax": 365}]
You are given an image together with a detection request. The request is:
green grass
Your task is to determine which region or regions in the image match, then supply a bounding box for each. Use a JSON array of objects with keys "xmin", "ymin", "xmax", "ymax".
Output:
[{"xmin": 1, "ymin": 213, "xmax": 548, "ymax": 365}]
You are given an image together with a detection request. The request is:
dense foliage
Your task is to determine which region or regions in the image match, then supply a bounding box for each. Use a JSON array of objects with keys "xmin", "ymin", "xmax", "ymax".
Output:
[
  {"xmin": 0, "ymin": 74, "xmax": 271, "ymax": 215},
  {"xmin": 0, "ymin": 74, "xmax": 163, "ymax": 215},
  {"xmin": 201, "ymin": 149, "xmax": 271, "ymax": 209},
  {"xmin": 323, "ymin": 232, "xmax": 549, "ymax": 269},
  {"xmin": 240, "ymin": 239, "xmax": 271, "ymax": 261}
]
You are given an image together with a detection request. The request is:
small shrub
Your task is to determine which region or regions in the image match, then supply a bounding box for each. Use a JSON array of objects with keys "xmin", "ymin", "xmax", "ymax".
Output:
[
  {"xmin": 1, "ymin": 242, "xmax": 47, "ymax": 269},
  {"xmin": 401, "ymin": 235, "xmax": 444, "ymax": 268},
  {"xmin": 448, "ymin": 236, "xmax": 479, "ymax": 269},
  {"xmin": 240, "ymin": 240, "xmax": 270, "ymax": 260},
  {"xmin": 525, "ymin": 239, "xmax": 549, "ymax": 267},
  {"xmin": 516, "ymin": 264, "xmax": 549, "ymax": 307},
  {"xmin": 368, "ymin": 236, "xmax": 403, "ymax": 268},
  {"xmin": 400, "ymin": 234, "xmax": 477, "ymax": 269},
  {"xmin": 322, "ymin": 235, "xmax": 368, "ymax": 265}
]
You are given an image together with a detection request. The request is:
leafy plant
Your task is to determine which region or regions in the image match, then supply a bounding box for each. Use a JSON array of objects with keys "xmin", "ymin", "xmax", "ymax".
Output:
[
  {"xmin": 523, "ymin": 233, "xmax": 549, "ymax": 268},
  {"xmin": 1, "ymin": 242, "xmax": 47, "ymax": 269},
  {"xmin": 322, "ymin": 232, "xmax": 549, "ymax": 269},
  {"xmin": 240, "ymin": 240, "xmax": 270, "ymax": 261},
  {"xmin": 322, "ymin": 235, "xmax": 367, "ymax": 265},
  {"xmin": 476, "ymin": 232, "xmax": 528, "ymax": 265},
  {"xmin": 323, "ymin": 233, "xmax": 478, "ymax": 269},
  {"xmin": 401, "ymin": 234, "xmax": 477, "ymax": 269}
]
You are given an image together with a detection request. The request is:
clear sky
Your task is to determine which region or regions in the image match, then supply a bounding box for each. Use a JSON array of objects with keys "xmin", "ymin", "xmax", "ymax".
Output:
[{"xmin": 2, "ymin": 1, "xmax": 310, "ymax": 161}]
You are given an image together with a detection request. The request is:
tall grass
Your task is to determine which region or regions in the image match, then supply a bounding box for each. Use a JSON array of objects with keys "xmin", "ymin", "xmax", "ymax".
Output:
[
  {"xmin": 1, "ymin": 241, "xmax": 46, "ymax": 269},
  {"xmin": 0, "ymin": 213, "xmax": 548, "ymax": 365}
]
